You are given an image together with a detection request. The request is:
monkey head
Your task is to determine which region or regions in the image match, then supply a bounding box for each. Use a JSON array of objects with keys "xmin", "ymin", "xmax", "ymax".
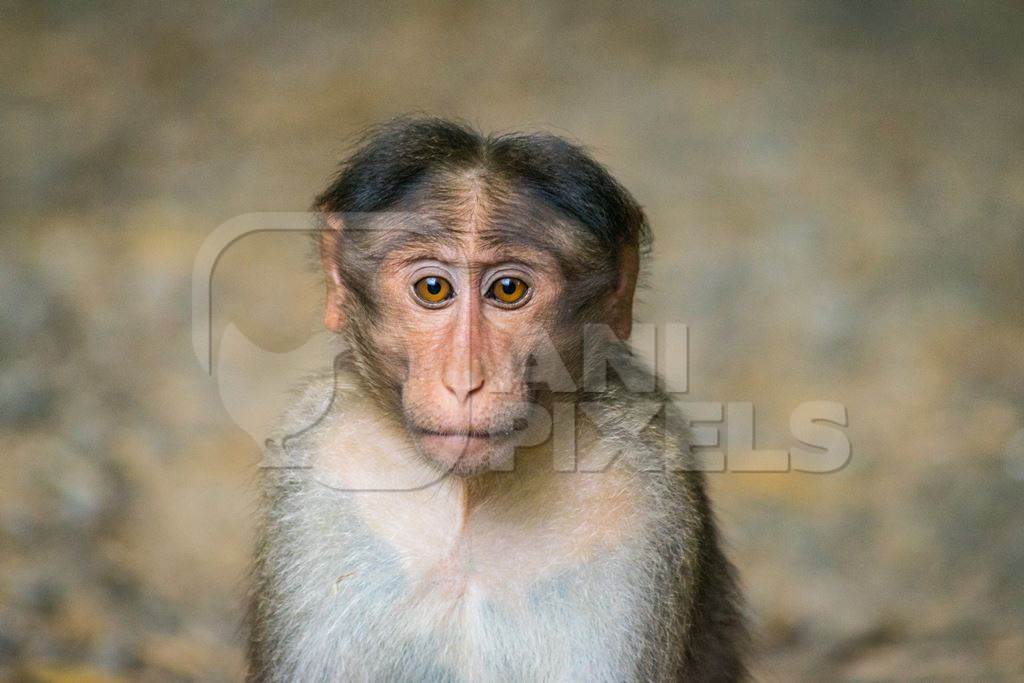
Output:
[{"xmin": 316, "ymin": 119, "xmax": 647, "ymax": 476}]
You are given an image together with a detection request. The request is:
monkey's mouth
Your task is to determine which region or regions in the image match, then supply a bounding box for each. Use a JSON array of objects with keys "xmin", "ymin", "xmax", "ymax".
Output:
[
  {"xmin": 410, "ymin": 427, "xmax": 510, "ymax": 439},
  {"xmin": 405, "ymin": 412, "xmax": 525, "ymax": 439},
  {"xmin": 405, "ymin": 420, "xmax": 522, "ymax": 474}
]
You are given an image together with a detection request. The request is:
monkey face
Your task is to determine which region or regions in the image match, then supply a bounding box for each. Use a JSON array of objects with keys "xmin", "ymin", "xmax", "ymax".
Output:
[
  {"xmin": 360, "ymin": 232, "xmax": 567, "ymax": 476},
  {"xmin": 319, "ymin": 155, "xmax": 641, "ymax": 477}
]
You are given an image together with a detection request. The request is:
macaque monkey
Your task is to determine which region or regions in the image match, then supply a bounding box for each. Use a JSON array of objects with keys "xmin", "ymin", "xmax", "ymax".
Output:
[{"xmin": 247, "ymin": 118, "xmax": 747, "ymax": 681}]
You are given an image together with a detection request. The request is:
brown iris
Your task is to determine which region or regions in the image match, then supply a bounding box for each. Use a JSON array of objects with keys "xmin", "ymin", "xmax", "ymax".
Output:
[
  {"xmin": 490, "ymin": 276, "xmax": 528, "ymax": 305},
  {"xmin": 414, "ymin": 276, "xmax": 453, "ymax": 304}
]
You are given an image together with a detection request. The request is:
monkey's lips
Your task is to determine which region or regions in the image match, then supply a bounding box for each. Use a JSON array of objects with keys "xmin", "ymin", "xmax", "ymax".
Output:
[
  {"xmin": 414, "ymin": 427, "xmax": 509, "ymax": 449},
  {"xmin": 414, "ymin": 427, "xmax": 506, "ymax": 438},
  {"xmin": 408, "ymin": 425, "xmax": 516, "ymax": 474}
]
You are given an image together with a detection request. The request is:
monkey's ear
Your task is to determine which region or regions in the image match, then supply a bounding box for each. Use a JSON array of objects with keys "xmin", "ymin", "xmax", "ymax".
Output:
[
  {"xmin": 609, "ymin": 244, "xmax": 639, "ymax": 341},
  {"xmin": 320, "ymin": 212, "xmax": 347, "ymax": 333}
]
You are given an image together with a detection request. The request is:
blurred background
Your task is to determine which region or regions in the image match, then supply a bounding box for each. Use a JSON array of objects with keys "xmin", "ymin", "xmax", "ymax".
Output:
[{"xmin": 3, "ymin": 1, "xmax": 1023, "ymax": 680}]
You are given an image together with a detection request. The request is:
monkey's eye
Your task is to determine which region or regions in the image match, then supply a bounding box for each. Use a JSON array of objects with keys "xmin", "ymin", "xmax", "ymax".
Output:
[
  {"xmin": 413, "ymin": 276, "xmax": 453, "ymax": 306},
  {"xmin": 488, "ymin": 277, "xmax": 530, "ymax": 306}
]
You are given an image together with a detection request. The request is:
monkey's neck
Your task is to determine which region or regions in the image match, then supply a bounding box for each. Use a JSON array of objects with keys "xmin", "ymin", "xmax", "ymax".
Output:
[
  {"xmin": 458, "ymin": 475, "xmax": 498, "ymax": 515},
  {"xmin": 317, "ymin": 389, "xmax": 640, "ymax": 593},
  {"xmin": 320, "ymin": 364, "xmax": 609, "ymax": 528},
  {"xmin": 445, "ymin": 447, "xmax": 552, "ymax": 517}
]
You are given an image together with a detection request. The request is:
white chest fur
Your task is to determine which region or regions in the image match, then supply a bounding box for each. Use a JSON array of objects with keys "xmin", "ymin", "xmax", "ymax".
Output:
[
  {"xmin": 265, "ymin": 390, "xmax": 662, "ymax": 681},
  {"xmin": 319, "ymin": 489, "xmax": 646, "ymax": 682}
]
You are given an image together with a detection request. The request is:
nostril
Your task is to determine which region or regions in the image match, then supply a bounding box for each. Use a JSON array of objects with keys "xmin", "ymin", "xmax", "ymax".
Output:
[
  {"xmin": 441, "ymin": 343, "xmax": 486, "ymax": 402},
  {"xmin": 442, "ymin": 366, "xmax": 485, "ymax": 403},
  {"xmin": 444, "ymin": 374, "xmax": 484, "ymax": 402}
]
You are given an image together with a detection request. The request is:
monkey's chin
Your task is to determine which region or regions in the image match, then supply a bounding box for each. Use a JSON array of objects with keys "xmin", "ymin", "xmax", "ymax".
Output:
[{"xmin": 414, "ymin": 433, "xmax": 516, "ymax": 477}]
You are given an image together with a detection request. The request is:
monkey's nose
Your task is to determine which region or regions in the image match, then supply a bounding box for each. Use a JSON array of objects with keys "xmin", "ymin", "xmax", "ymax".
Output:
[
  {"xmin": 441, "ymin": 344, "xmax": 485, "ymax": 403},
  {"xmin": 442, "ymin": 368, "xmax": 485, "ymax": 403}
]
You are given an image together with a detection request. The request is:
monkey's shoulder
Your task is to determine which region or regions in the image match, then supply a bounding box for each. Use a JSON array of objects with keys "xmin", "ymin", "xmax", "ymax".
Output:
[
  {"xmin": 585, "ymin": 381, "xmax": 702, "ymax": 476},
  {"xmin": 262, "ymin": 368, "xmax": 366, "ymax": 469}
]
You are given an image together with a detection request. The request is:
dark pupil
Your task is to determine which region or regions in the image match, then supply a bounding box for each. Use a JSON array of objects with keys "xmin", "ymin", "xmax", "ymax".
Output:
[
  {"xmin": 500, "ymin": 278, "xmax": 516, "ymax": 295},
  {"xmin": 425, "ymin": 278, "xmax": 442, "ymax": 295}
]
